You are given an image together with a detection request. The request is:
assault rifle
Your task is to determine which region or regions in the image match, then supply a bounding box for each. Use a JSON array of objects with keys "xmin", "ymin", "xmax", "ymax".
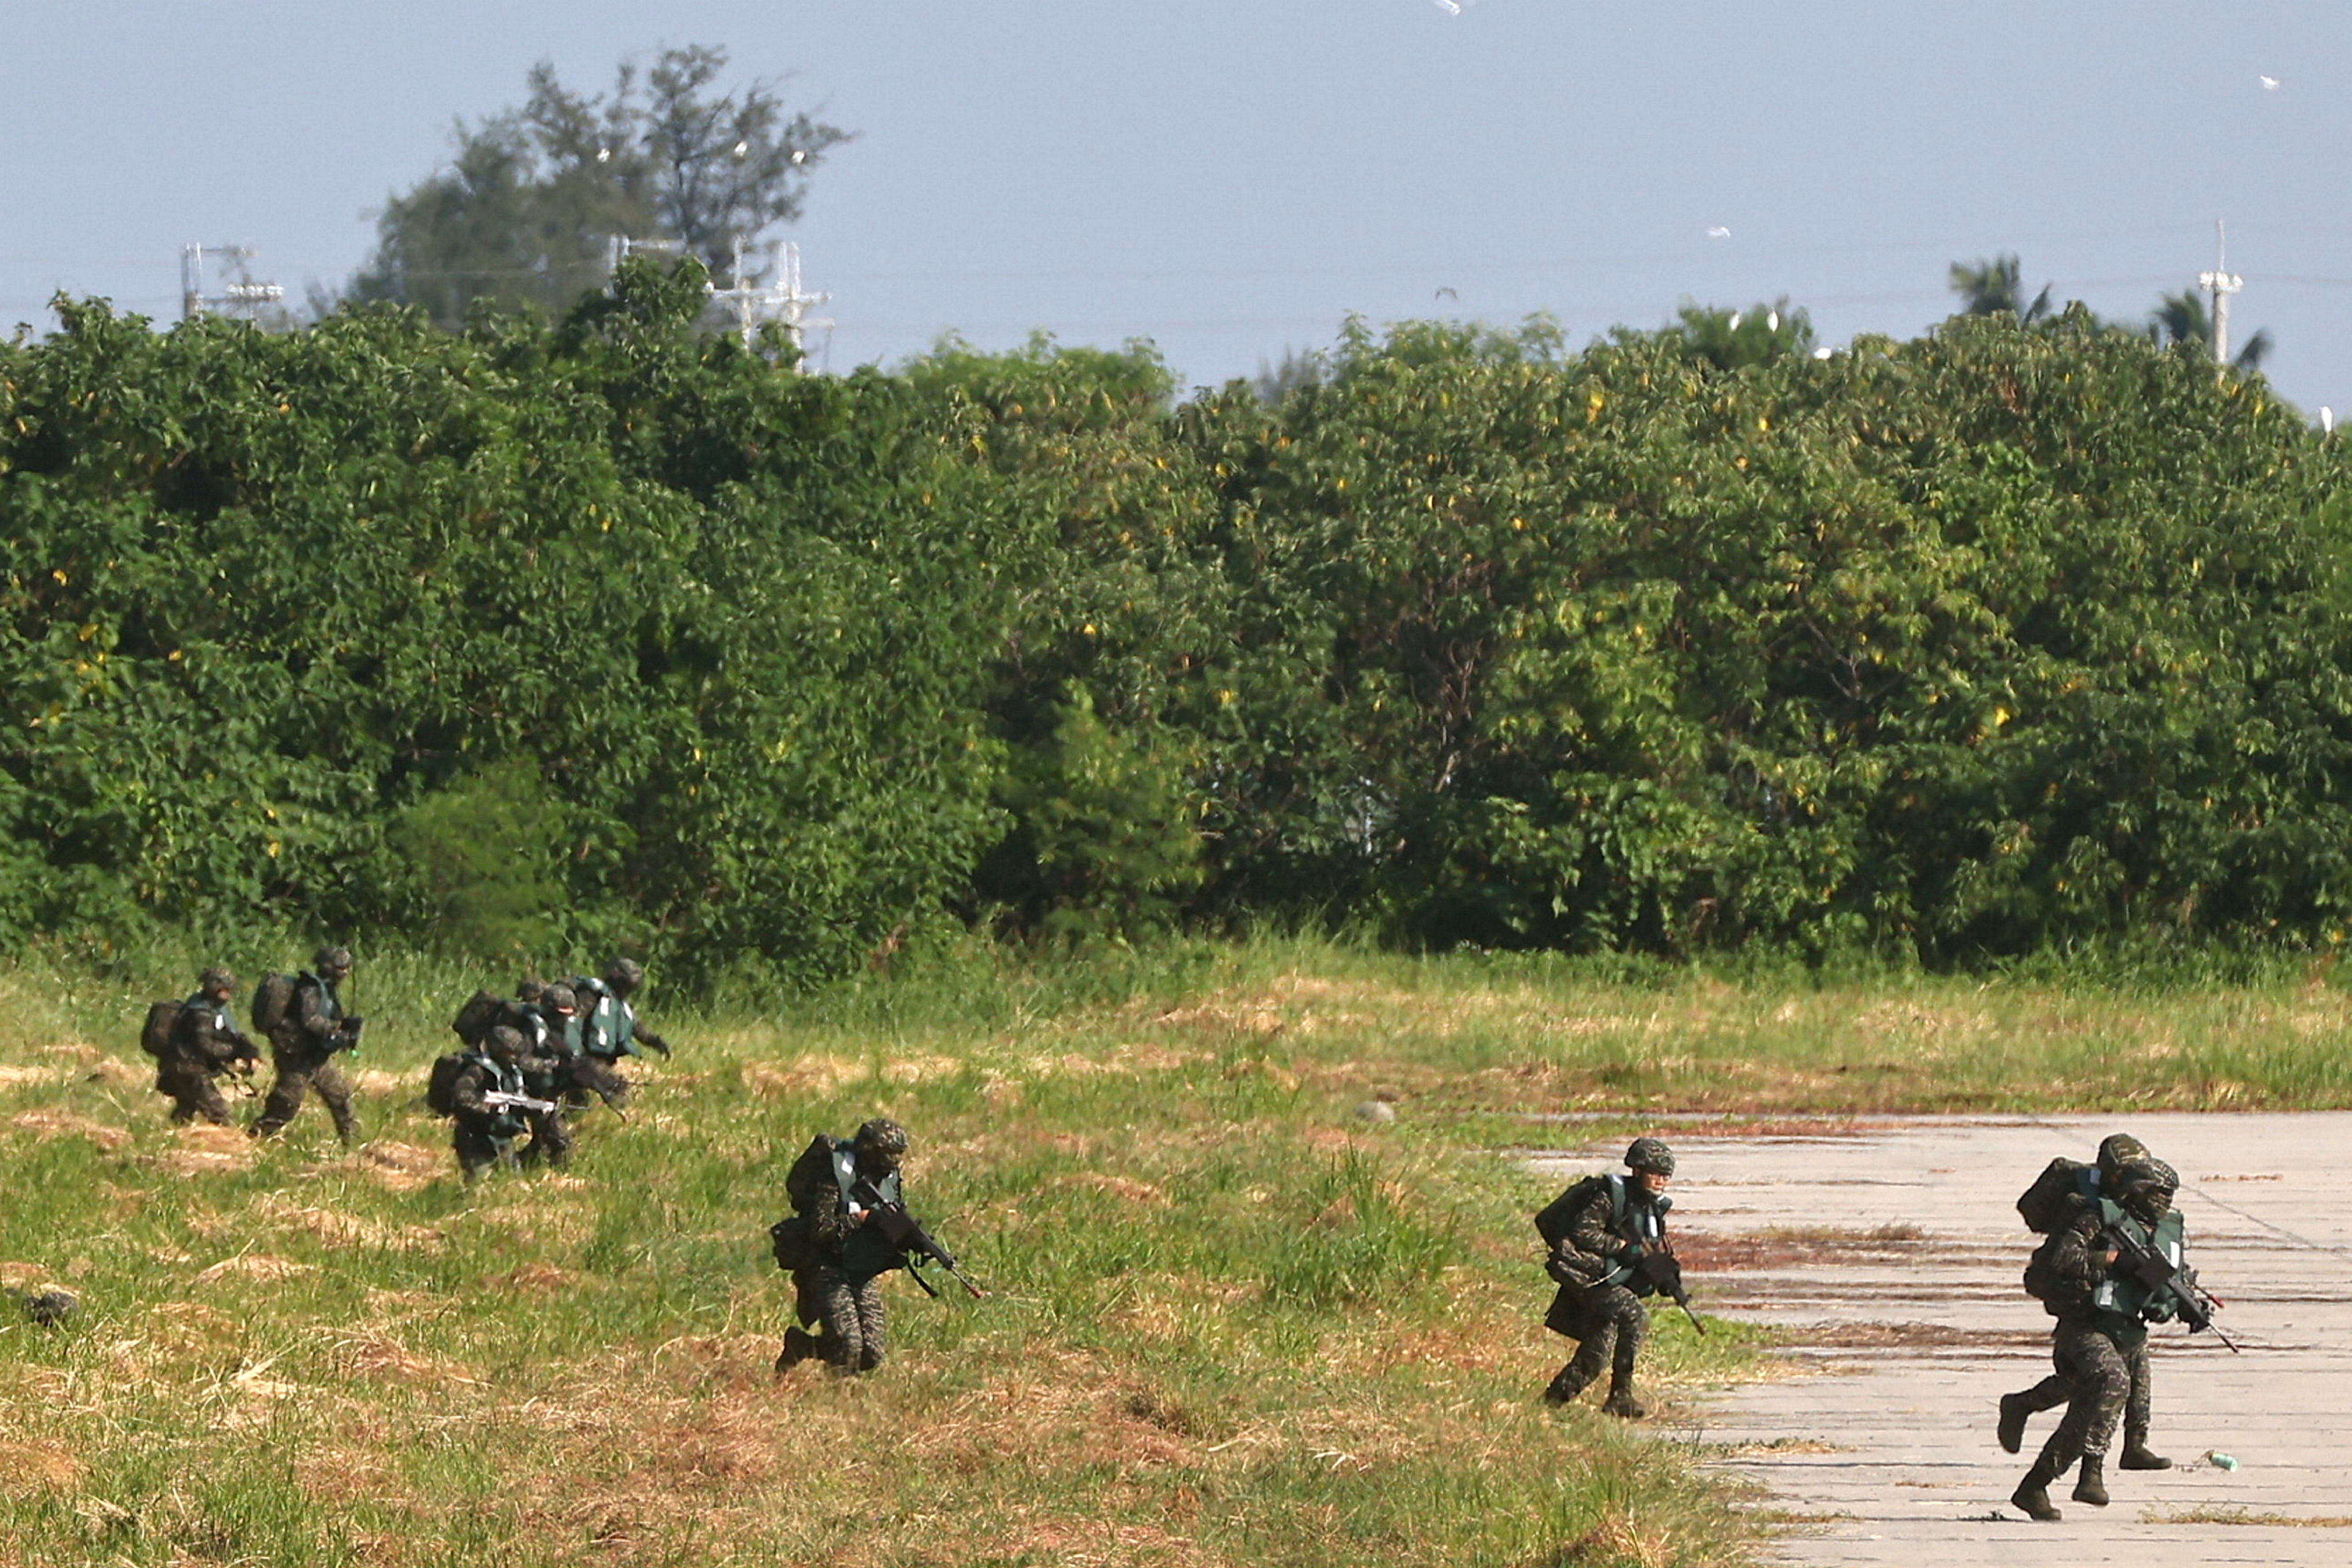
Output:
[
  {"xmin": 1634, "ymin": 1248, "xmax": 1708, "ymax": 1336},
  {"xmin": 2106, "ymin": 1227, "xmax": 2239, "ymax": 1352},
  {"xmin": 483, "ymin": 1090, "xmax": 559, "ymax": 1117},
  {"xmin": 849, "ymin": 1177, "xmax": 987, "ymax": 1299}
]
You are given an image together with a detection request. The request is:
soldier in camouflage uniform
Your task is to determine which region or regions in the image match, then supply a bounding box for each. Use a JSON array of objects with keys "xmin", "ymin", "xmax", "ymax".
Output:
[
  {"xmin": 155, "ymin": 967, "xmax": 259, "ymax": 1126},
  {"xmin": 567, "ymin": 957, "xmax": 671, "ymax": 1113},
  {"xmin": 1999, "ymin": 1133, "xmax": 2160, "ymax": 1456},
  {"xmin": 775, "ymin": 1118, "xmax": 912, "ymax": 1376},
  {"xmin": 448, "ymin": 1026, "xmax": 534, "ymax": 1182},
  {"xmin": 2008, "ymin": 1158, "xmax": 2187, "ymax": 1521},
  {"xmin": 516, "ymin": 984, "xmax": 582, "ymax": 1167},
  {"xmin": 1536, "ymin": 1137, "xmax": 1678, "ymax": 1419},
  {"xmin": 250, "ymin": 946, "xmax": 363, "ymax": 1145}
]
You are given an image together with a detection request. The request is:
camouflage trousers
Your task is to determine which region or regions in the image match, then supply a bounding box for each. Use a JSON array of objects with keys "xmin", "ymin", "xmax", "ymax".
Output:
[
  {"xmin": 2034, "ymin": 1321, "xmax": 2141, "ymax": 1470},
  {"xmin": 251, "ymin": 1052, "xmax": 356, "ymax": 1144},
  {"xmin": 154, "ymin": 1058, "xmax": 235, "ymax": 1127},
  {"xmin": 564, "ymin": 1055, "xmax": 632, "ymax": 1112},
  {"xmin": 1545, "ymin": 1282, "xmax": 1649, "ymax": 1399},
  {"xmin": 786, "ymin": 1264, "xmax": 889, "ymax": 1374},
  {"xmin": 2012, "ymin": 1328, "xmax": 2154, "ymax": 1452},
  {"xmin": 454, "ymin": 1123, "xmax": 519, "ymax": 1182},
  {"xmin": 520, "ymin": 1107, "xmax": 573, "ymax": 1168}
]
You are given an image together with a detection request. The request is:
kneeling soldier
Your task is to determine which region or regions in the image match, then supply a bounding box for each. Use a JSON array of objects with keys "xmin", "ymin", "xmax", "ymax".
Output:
[
  {"xmin": 1536, "ymin": 1137, "xmax": 1680, "ymax": 1419},
  {"xmin": 777, "ymin": 1118, "xmax": 913, "ymax": 1376}
]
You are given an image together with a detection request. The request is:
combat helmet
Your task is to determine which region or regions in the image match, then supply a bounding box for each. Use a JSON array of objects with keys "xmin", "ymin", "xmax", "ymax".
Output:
[
  {"xmin": 854, "ymin": 1117, "xmax": 910, "ymax": 1173},
  {"xmin": 2096, "ymin": 1133, "xmax": 2151, "ymax": 1185},
  {"xmin": 198, "ymin": 965, "xmax": 236, "ymax": 994},
  {"xmin": 1624, "ymin": 1137, "xmax": 1676, "ymax": 1177},
  {"xmin": 312, "ymin": 945, "xmax": 353, "ymax": 980},
  {"xmin": 604, "ymin": 957, "xmax": 646, "ymax": 995},
  {"xmin": 2114, "ymin": 1156, "xmax": 2179, "ymax": 1223}
]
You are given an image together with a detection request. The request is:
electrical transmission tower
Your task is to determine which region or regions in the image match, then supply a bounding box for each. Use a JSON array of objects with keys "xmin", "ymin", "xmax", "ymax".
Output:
[
  {"xmin": 180, "ymin": 244, "xmax": 284, "ymax": 322},
  {"xmin": 2198, "ymin": 220, "xmax": 2244, "ymax": 368}
]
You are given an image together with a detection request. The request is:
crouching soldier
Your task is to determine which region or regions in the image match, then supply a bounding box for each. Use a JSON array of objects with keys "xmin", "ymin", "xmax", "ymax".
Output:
[
  {"xmin": 1536, "ymin": 1137, "xmax": 1682, "ymax": 1419},
  {"xmin": 148, "ymin": 967, "xmax": 260, "ymax": 1126},
  {"xmin": 448, "ymin": 1026, "xmax": 541, "ymax": 1182}
]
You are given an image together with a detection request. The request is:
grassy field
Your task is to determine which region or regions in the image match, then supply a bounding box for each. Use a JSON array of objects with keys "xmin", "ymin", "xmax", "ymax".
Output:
[{"xmin": 2, "ymin": 934, "xmax": 2348, "ymax": 1567}]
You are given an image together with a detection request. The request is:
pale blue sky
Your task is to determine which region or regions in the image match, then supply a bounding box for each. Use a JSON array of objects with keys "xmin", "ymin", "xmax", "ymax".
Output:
[{"xmin": 4, "ymin": 2, "xmax": 2347, "ymax": 409}]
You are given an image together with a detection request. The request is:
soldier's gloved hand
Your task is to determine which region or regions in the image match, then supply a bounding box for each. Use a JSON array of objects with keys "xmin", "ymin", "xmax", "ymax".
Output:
[
  {"xmin": 640, "ymin": 1033, "xmax": 673, "ymax": 1059},
  {"xmin": 1544, "ymin": 1249, "xmax": 1585, "ymax": 1286},
  {"xmin": 489, "ymin": 1113, "xmax": 527, "ymax": 1139}
]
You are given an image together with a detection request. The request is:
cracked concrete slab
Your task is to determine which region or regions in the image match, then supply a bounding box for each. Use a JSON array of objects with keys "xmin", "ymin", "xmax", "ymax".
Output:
[{"xmin": 1528, "ymin": 1114, "xmax": 2352, "ymax": 1564}]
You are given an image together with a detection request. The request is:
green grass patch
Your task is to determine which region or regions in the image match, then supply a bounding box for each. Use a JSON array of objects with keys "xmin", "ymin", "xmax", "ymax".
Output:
[{"xmin": 3, "ymin": 933, "xmax": 2348, "ymax": 1565}]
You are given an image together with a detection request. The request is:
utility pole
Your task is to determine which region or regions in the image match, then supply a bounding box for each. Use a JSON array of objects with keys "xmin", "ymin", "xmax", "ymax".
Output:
[
  {"xmin": 2198, "ymin": 219, "xmax": 2243, "ymax": 368},
  {"xmin": 180, "ymin": 244, "xmax": 284, "ymax": 323}
]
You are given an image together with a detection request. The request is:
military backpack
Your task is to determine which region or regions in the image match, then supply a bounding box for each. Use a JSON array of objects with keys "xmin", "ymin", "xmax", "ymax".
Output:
[
  {"xmin": 2016, "ymin": 1156, "xmax": 2101, "ymax": 1235},
  {"xmin": 769, "ymin": 1214, "xmax": 815, "ymax": 1272},
  {"xmin": 139, "ymin": 1000, "xmax": 184, "ymax": 1060},
  {"xmin": 450, "ymin": 990, "xmax": 507, "ymax": 1049},
  {"xmin": 425, "ymin": 1050, "xmax": 480, "ymax": 1118},
  {"xmin": 249, "ymin": 973, "xmax": 296, "ymax": 1036}
]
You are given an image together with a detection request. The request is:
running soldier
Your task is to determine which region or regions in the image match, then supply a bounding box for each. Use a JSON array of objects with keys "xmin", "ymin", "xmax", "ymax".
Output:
[
  {"xmin": 2008, "ymin": 1158, "xmax": 2196, "ymax": 1521},
  {"xmin": 775, "ymin": 1118, "xmax": 913, "ymax": 1376},
  {"xmin": 2000, "ymin": 1132, "xmax": 2158, "ymax": 1454},
  {"xmin": 1536, "ymin": 1137, "xmax": 1681, "ymax": 1419},
  {"xmin": 151, "ymin": 967, "xmax": 259, "ymax": 1126},
  {"xmin": 447, "ymin": 1025, "xmax": 538, "ymax": 1182},
  {"xmin": 250, "ymin": 946, "xmax": 363, "ymax": 1145},
  {"xmin": 566, "ymin": 957, "xmax": 670, "ymax": 1112},
  {"xmin": 516, "ymin": 984, "xmax": 583, "ymax": 1167}
]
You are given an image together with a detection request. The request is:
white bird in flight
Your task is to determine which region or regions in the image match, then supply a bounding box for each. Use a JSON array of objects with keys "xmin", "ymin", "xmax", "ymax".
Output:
[
  {"xmin": 1707, "ymin": 225, "xmax": 1732, "ymax": 239},
  {"xmin": 1433, "ymin": 0, "xmax": 1460, "ymax": 13},
  {"xmin": 2261, "ymin": 75, "xmax": 2282, "ymax": 90}
]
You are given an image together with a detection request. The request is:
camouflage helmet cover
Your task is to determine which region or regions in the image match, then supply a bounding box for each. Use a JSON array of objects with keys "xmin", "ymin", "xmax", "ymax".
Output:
[
  {"xmin": 1624, "ymin": 1137, "xmax": 1676, "ymax": 1177},
  {"xmin": 605, "ymin": 957, "xmax": 646, "ymax": 992},
  {"xmin": 515, "ymin": 978, "xmax": 547, "ymax": 1005},
  {"xmin": 486, "ymin": 1024, "xmax": 526, "ymax": 1059},
  {"xmin": 313, "ymin": 945, "xmax": 353, "ymax": 977},
  {"xmin": 854, "ymin": 1117, "xmax": 910, "ymax": 1161},
  {"xmin": 2115, "ymin": 1156, "xmax": 2179, "ymax": 1221},
  {"xmin": 543, "ymin": 984, "xmax": 579, "ymax": 1013},
  {"xmin": 2096, "ymin": 1133, "xmax": 2151, "ymax": 1182},
  {"xmin": 198, "ymin": 965, "xmax": 237, "ymax": 993}
]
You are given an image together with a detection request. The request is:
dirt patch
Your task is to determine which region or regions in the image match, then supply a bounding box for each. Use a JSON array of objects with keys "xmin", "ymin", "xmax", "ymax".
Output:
[
  {"xmin": 9, "ymin": 1107, "xmax": 130, "ymax": 1151},
  {"xmin": 740, "ymin": 1055, "xmax": 865, "ymax": 1097},
  {"xmin": 255, "ymin": 1193, "xmax": 443, "ymax": 1252},
  {"xmin": 485, "ymin": 1263, "xmax": 576, "ymax": 1294},
  {"xmin": 1049, "ymin": 1172, "xmax": 1169, "ymax": 1205},
  {"xmin": 195, "ymin": 1253, "xmax": 318, "ymax": 1284},
  {"xmin": 349, "ymin": 1139, "xmax": 444, "ymax": 1191},
  {"xmin": 144, "ymin": 1121, "xmax": 261, "ymax": 1177},
  {"xmin": 0, "ymin": 1440, "xmax": 82, "ymax": 1494}
]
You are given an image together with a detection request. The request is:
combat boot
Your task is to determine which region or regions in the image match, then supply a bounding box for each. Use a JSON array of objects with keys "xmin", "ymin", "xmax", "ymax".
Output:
[
  {"xmin": 1600, "ymin": 1382, "xmax": 1647, "ymax": 1420},
  {"xmin": 774, "ymin": 1328, "xmax": 815, "ymax": 1376},
  {"xmin": 2071, "ymin": 1454, "xmax": 2109, "ymax": 1507},
  {"xmin": 2011, "ymin": 1460, "xmax": 2063, "ymax": 1521},
  {"xmin": 1996, "ymin": 1392, "xmax": 2030, "ymax": 1454},
  {"xmin": 2119, "ymin": 1444, "xmax": 2172, "ymax": 1471},
  {"xmin": 1541, "ymin": 1367, "xmax": 1592, "ymax": 1407}
]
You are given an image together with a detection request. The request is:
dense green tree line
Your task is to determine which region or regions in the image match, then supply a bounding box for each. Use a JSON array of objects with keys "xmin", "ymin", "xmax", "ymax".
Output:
[{"xmin": 5, "ymin": 270, "xmax": 2350, "ymax": 983}]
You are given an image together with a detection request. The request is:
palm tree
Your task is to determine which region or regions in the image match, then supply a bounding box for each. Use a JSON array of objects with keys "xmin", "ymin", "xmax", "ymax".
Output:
[
  {"xmin": 1949, "ymin": 254, "xmax": 2054, "ymax": 323},
  {"xmin": 2149, "ymin": 289, "xmax": 2272, "ymax": 372}
]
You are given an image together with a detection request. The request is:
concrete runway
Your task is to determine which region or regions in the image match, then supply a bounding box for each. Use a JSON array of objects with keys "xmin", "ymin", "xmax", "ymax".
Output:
[{"xmin": 1528, "ymin": 1114, "xmax": 2352, "ymax": 1564}]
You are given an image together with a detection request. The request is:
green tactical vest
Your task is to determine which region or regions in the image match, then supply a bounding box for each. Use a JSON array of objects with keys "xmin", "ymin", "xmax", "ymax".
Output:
[
  {"xmin": 1597, "ymin": 1174, "xmax": 1670, "ymax": 1291},
  {"xmin": 830, "ymin": 1142, "xmax": 905, "ymax": 1276},
  {"xmin": 578, "ymin": 980, "xmax": 635, "ymax": 1059},
  {"xmin": 2094, "ymin": 1198, "xmax": 2186, "ymax": 1324}
]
